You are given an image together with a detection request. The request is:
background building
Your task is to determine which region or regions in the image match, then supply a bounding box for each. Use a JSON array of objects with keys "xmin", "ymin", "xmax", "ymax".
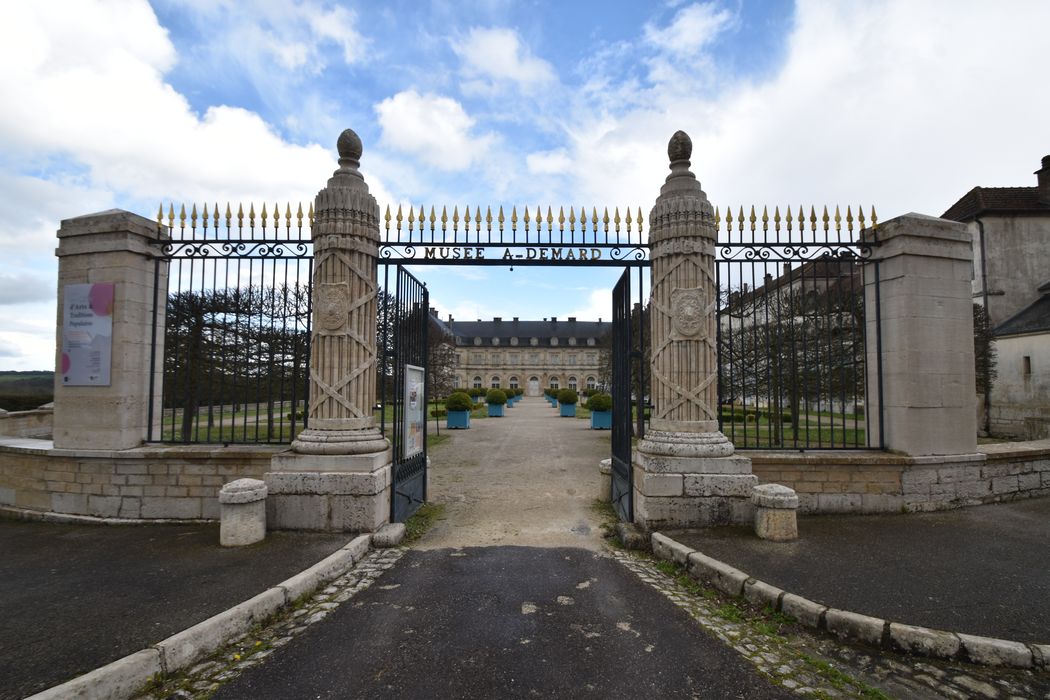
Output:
[
  {"xmin": 943, "ymin": 155, "xmax": 1050, "ymax": 436},
  {"xmin": 436, "ymin": 316, "xmax": 610, "ymax": 397}
]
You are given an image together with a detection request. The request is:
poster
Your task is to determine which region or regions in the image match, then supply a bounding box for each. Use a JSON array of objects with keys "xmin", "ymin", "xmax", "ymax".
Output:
[
  {"xmin": 61, "ymin": 283, "xmax": 114, "ymax": 386},
  {"xmin": 403, "ymin": 364, "xmax": 425, "ymax": 457}
]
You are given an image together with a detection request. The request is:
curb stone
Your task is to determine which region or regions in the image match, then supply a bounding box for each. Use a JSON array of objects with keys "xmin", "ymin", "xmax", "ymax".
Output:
[
  {"xmin": 650, "ymin": 531, "xmax": 1048, "ymax": 670},
  {"xmin": 25, "ymin": 533, "xmax": 373, "ymax": 700}
]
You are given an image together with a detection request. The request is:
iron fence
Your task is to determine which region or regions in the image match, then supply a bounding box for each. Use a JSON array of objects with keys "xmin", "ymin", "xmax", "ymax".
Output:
[
  {"xmin": 148, "ymin": 204, "xmax": 313, "ymax": 444},
  {"xmin": 715, "ymin": 205, "xmax": 881, "ymax": 449}
]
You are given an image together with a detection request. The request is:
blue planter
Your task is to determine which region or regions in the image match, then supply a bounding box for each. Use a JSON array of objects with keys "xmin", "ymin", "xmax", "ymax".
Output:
[
  {"xmin": 590, "ymin": 410, "xmax": 612, "ymax": 429},
  {"xmin": 560, "ymin": 403, "xmax": 576, "ymax": 417},
  {"xmin": 488, "ymin": 403, "xmax": 505, "ymax": 417},
  {"xmin": 446, "ymin": 410, "xmax": 471, "ymax": 429}
]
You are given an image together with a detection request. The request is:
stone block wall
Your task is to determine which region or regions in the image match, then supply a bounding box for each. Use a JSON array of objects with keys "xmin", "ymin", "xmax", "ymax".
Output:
[
  {"xmin": 751, "ymin": 441, "xmax": 1050, "ymax": 514},
  {"xmin": 0, "ymin": 409, "xmax": 53, "ymax": 439},
  {"xmin": 0, "ymin": 439, "xmax": 278, "ymax": 520}
]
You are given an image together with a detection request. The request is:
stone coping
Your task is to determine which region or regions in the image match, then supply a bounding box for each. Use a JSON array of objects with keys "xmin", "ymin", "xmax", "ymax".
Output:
[
  {"xmin": 651, "ymin": 532, "xmax": 1048, "ymax": 671},
  {"xmin": 0, "ymin": 437, "xmax": 283, "ymax": 460},
  {"xmin": 27, "ymin": 533, "xmax": 375, "ymax": 700},
  {"xmin": 748, "ymin": 441, "xmax": 1050, "ymax": 466}
]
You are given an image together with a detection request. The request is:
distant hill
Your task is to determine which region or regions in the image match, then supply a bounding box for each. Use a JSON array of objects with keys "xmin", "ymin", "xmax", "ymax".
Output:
[{"xmin": 0, "ymin": 371, "xmax": 54, "ymax": 412}]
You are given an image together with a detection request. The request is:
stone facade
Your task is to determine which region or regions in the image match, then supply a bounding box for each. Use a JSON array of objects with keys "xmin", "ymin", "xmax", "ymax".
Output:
[
  {"xmin": 942, "ymin": 156, "xmax": 1050, "ymax": 437},
  {"xmin": 443, "ymin": 316, "xmax": 608, "ymax": 396},
  {"xmin": 0, "ymin": 408, "xmax": 53, "ymax": 439},
  {"xmin": 0, "ymin": 440, "xmax": 275, "ymax": 520}
]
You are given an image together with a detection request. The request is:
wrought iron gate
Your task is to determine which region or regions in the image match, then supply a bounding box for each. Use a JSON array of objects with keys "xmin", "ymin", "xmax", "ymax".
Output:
[
  {"xmin": 379, "ymin": 265, "xmax": 429, "ymax": 522},
  {"xmin": 611, "ymin": 268, "xmax": 643, "ymax": 523}
]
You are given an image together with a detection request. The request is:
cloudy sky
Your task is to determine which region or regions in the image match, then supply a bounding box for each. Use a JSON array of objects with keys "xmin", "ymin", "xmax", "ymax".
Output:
[{"xmin": 1, "ymin": 0, "xmax": 1048, "ymax": 371}]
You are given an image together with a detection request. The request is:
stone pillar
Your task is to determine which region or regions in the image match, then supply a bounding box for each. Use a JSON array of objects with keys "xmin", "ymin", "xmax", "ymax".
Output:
[
  {"xmin": 863, "ymin": 214, "xmax": 978, "ymax": 455},
  {"xmin": 53, "ymin": 210, "xmax": 168, "ymax": 450},
  {"xmin": 265, "ymin": 129, "xmax": 392, "ymax": 532},
  {"xmin": 633, "ymin": 131, "xmax": 756, "ymax": 529}
]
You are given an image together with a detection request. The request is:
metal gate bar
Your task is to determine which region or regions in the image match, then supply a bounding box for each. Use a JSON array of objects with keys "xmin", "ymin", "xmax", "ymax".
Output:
[
  {"xmin": 381, "ymin": 265, "xmax": 429, "ymax": 523},
  {"xmin": 610, "ymin": 269, "xmax": 635, "ymax": 522}
]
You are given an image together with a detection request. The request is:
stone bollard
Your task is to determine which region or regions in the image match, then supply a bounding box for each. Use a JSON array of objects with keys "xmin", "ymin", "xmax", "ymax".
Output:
[
  {"xmin": 219, "ymin": 479, "xmax": 268, "ymax": 547},
  {"xmin": 752, "ymin": 484, "xmax": 799, "ymax": 541},
  {"xmin": 598, "ymin": 458, "xmax": 612, "ymax": 502}
]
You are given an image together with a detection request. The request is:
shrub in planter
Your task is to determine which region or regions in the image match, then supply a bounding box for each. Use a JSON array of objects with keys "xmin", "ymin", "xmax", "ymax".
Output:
[
  {"xmin": 486, "ymin": 389, "xmax": 507, "ymax": 417},
  {"xmin": 557, "ymin": 388, "xmax": 578, "ymax": 417},
  {"xmin": 588, "ymin": 392, "xmax": 612, "ymax": 429},
  {"xmin": 469, "ymin": 387, "xmax": 486, "ymax": 403},
  {"xmin": 446, "ymin": 391, "xmax": 473, "ymax": 429}
]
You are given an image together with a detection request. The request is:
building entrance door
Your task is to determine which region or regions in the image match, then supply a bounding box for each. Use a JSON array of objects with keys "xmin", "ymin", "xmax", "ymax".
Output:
[{"xmin": 528, "ymin": 378, "xmax": 539, "ymax": 396}]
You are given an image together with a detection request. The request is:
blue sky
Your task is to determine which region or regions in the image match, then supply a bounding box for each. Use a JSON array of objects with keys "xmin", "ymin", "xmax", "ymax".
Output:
[{"xmin": 1, "ymin": 1, "xmax": 1049, "ymax": 370}]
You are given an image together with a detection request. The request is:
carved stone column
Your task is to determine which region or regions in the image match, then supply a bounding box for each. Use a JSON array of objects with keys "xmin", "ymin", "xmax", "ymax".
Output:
[
  {"xmin": 633, "ymin": 131, "xmax": 756, "ymax": 529},
  {"xmin": 266, "ymin": 129, "xmax": 392, "ymax": 533},
  {"xmin": 291, "ymin": 128, "xmax": 387, "ymax": 456}
]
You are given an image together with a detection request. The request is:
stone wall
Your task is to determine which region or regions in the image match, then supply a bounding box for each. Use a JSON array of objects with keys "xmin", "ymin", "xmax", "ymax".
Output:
[
  {"xmin": 0, "ymin": 439, "xmax": 278, "ymax": 520},
  {"xmin": 0, "ymin": 409, "xmax": 53, "ymax": 439},
  {"xmin": 751, "ymin": 441, "xmax": 1050, "ymax": 514},
  {"xmin": 988, "ymin": 333, "xmax": 1050, "ymax": 437}
]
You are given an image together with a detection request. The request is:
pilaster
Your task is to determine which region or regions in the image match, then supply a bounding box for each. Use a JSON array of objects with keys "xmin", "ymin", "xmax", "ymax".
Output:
[
  {"xmin": 863, "ymin": 213, "xmax": 978, "ymax": 456},
  {"xmin": 53, "ymin": 210, "xmax": 168, "ymax": 450}
]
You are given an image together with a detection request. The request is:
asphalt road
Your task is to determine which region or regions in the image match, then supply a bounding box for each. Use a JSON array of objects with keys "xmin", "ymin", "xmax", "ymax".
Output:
[
  {"xmin": 215, "ymin": 546, "xmax": 792, "ymax": 699},
  {"xmin": 670, "ymin": 497, "xmax": 1050, "ymax": 643},
  {"xmin": 0, "ymin": 520, "xmax": 348, "ymax": 700}
]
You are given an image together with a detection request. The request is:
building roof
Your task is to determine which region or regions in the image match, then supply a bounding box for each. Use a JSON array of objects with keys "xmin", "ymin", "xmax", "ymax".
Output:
[
  {"xmin": 443, "ymin": 317, "xmax": 610, "ymax": 345},
  {"xmin": 942, "ymin": 186, "xmax": 1050, "ymax": 222},
  {"xmin": 994, "ymin": 281, "xmax": 1050, "ymax": 337}
]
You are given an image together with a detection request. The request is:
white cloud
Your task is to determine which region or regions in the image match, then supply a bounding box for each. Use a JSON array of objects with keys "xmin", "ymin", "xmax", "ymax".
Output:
[
  {"xmin": 375, "ymin": 90, "xmax": 496, "ymax": 171},
  {"xmin": 556, "ymin": 0, "xmax": 1050, "ymax": 226},
  {"xmin": 0, "ymin": 273, "xmax": 54, "ymax": 306},
  {"xmin": 453, "ymin": 27, "xmax": 555, "ymax": 92},
  {"xmin": 526, "ymin": 149, "xmax": 573, "ymax": 175},
  {"xmin": 644, "ymin": 2, "xmax": 733, "ymax": 56}
]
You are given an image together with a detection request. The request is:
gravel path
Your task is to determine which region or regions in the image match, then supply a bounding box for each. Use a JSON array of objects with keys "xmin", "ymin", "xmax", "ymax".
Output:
[{"xmin": 419, "ymin": 396, "xmax": 610, "ymax": 550}]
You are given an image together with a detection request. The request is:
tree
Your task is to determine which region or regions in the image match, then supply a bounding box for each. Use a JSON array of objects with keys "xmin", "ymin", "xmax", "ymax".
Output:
[
  {"xmin": 718, "ymin": 264, "xmax": 865, "ymax": 447},
  {"xmin": 427, "ymin": 317, "xmax": 457, "ymax": 401},
  {"xmin": 164, "ymin": 284, "xmax": 310, "ymax": 442}
]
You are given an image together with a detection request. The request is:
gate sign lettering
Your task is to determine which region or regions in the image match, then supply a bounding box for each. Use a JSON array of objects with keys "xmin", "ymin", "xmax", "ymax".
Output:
[
  {"xmin": 422, "ymin": 246, "xmax": 606, "ymax": 262},
  {"xmin": 60, "ymin": 282, "xmax": 114, "ymax": 386}
]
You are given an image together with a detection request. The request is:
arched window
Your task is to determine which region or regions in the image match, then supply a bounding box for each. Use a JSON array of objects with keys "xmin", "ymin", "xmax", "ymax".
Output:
[
  {"xmin": 550, "ymin": 376, "xmax": 560, "ymax": 390},
  {"xmin": 509, "ymin": 376, "xmax": 519, "ymax": 389},
  {"xmin": 586, "ymin": 376, "xmax": 596, "ymax": 390},
  {"xmin": 568, "ymin": 376, "xmax": 578, "ymax": 391},
  {"xmin": 491, "ymin": 376, "xmax": 501, "ymax": 389},
  {"xmin": 453, "ymin": 376, "xmax": 461, "ymax": 388},
  {"xmin": 473, "ymin": 376, "xmax": 483, "ymax": 389}
]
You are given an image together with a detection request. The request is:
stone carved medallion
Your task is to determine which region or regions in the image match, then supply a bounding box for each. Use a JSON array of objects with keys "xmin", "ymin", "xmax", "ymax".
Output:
[
  {"xmin": 670, "ymin": 287, "xmax": 706, "ymax": 340},
  {"xmin": 318, "ymin": 282, "xmax": 350, "ymax": 332}
]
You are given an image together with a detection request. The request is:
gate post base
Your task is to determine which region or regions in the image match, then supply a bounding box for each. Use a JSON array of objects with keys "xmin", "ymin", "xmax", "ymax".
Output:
[
  {"xmin": 632, "ymin": 429, "xmax": 756, "ymax": 530},
  {"xmin": 263, "ymin": 449, "xmax": 392, "ymax": 532}
]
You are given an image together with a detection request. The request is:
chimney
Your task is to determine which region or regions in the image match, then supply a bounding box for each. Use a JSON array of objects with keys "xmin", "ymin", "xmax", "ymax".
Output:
[
  {"xmin": 513, "ymin": 317, "xmax": 519, "ymax": 322},
  {"xmin": 568, "ymin": 316, "xmax": 576, "ymax": 322},
  {"xmin": 429, "ymin": 306, "xmax": 437, "ymax": 316},
  {"xmin": 1037, "ymin": 155, "xmax": 1050, "ymax": 203},
  {"xmin": 742, "ymin": 282, "xmax": 749, "ymax": 293},
  {"xmin": 551, "ymin": 316, "xmax": 557, "ymax": 322},
  {"xmin": 494, "ymin": 317, "xmax": 502, "ymax": 322},
  {"xmin": 448, "ymin": 314, "xmax": 453, "ymax": 322},
  {"xmin": 782, "ymin": 263, "xmax": 791, "ymax": 277},
  {"xmin": 763, "ymin": 272, "xmax": 773, "ymax": 288}
]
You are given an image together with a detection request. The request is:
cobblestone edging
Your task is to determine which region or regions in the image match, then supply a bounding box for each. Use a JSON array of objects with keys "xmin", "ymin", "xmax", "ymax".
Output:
[
  {"xmin": 611, "ymin": 548, "xmax": 1050, "ymax": 699},
  {"xmin": 651, "ymin": 532, "xmax": 1050, "ymax": 671},
  {"xmin": 26, "ymin": 534, "xmax": 379, "ymax": 700}
]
